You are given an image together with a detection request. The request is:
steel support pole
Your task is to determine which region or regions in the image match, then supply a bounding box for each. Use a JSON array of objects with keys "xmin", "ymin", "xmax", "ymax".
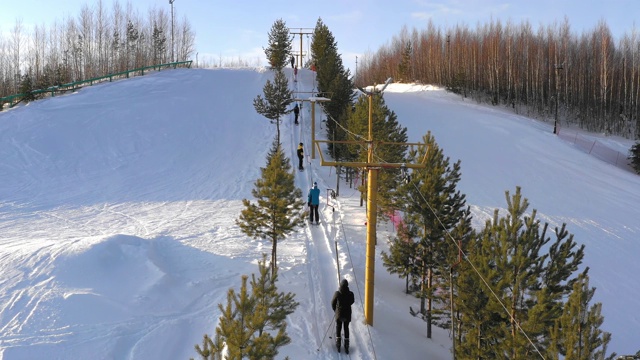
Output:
[
  {"xmin": 364, "ymin": 167, "xmax": 378, "ymax": 325},
  {"xmin": 364, "ymin": 93, "xmax": 376, "ymax": 326}
]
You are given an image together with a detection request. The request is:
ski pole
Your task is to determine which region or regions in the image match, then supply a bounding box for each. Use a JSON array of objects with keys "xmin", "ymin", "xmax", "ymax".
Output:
[{"xmin": 317, "ymin": 317, "xmax": 335, "ymax": 352}]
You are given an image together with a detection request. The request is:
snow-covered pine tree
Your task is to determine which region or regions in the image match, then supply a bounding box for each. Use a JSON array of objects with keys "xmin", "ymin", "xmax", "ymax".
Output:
[{"xmin": 236, "ymin": 139, "xmax": 305, "ymax": 277}]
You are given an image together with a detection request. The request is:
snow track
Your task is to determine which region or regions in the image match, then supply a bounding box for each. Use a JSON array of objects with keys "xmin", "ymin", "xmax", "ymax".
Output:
[{"xmin": 285, "ymin": 72, "xmax": 374, "ymax": 359}]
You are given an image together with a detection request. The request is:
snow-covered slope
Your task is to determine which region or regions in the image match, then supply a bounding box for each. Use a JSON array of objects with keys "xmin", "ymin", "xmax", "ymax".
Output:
[{"xmin": 0, "ymin": 67, "xmax": 637, "ymax": 359}]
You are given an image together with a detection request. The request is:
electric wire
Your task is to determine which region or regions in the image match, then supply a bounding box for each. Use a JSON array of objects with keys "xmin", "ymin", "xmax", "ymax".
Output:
[
  {"xmin": 298, "ymin": 71, "xmax": 379, "ymax": 358},
  {"xmin": 397, "ymin": 161, "xmax": 547, "ymax": 359},
  {"xmin": 359, "ymin": 138, "xmax": 546, "ymax": 358},
  {"xmin": 311, "ymin": 90, "xmax": 378, "ymax": 358},
  {"xmin": 302, "ymin": 72, "xmax": 544, "ymax": 358}
]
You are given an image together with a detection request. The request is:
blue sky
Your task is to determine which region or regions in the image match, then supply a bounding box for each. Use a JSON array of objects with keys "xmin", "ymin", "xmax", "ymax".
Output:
[{"xmin": 2, "ymin": 0, "xmax": 638, "ymax": 74}]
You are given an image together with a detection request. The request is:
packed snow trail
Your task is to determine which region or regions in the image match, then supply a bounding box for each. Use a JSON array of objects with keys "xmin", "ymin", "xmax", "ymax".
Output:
[{"xmin": 285, "ymin": 68, "xmax": 373, "ymax": 359}]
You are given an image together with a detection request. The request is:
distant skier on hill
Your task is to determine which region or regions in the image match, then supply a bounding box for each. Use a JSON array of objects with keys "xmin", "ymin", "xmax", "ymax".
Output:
[
  {"xmin": 290, "ymin": 55, "xmax": 295, "ymax": 68},
  {"xmin": 332, "ymin": 278, "xmax": 355, "ymax": 354},
  {"xmin": 307, "ymin": 182, "xmax": 320, "ymax": 224}
]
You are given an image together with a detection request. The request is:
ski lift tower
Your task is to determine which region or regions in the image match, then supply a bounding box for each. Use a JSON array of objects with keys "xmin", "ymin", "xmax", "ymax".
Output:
[
  {"xmin": 293, "ymin": 92, "xmax": 331, "ymax": 159},
  {"xmin": 289, "ymin": 28, "xmax": 314, "ymax": 68},
  {"xmin": 315, "ymin": 77, "xmax": 428, "ymax": 326}
]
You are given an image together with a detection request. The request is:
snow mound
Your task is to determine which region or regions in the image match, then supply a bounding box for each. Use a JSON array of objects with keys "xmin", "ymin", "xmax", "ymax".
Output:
[{"xmin": 55, "ymin": 235, "xmax": 165, "ymax": 309}]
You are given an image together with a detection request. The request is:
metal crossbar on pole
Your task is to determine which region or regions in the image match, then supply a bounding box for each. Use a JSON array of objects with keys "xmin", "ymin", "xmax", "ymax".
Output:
[
  {"xmin": 314, "ymin": 78, "xmax": 427, "ymax": 326},
  {"xmin": 289, "ymin": 28, "xmax": 314, "ymax": 68}
]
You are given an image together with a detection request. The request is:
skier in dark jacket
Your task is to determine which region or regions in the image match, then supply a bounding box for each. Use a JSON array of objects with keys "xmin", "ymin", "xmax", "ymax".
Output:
[
  {"xmin": 331, "ymin": 278, "xmax": 355, "ymax": 353},
  {"xmin": 297, "ymin": 142, "xmax": 304, "ymax": 170},
  {"xmin": 290, "ymin": 55, "xmax": 295, "ymax": 68},
  {"xmin": 293, "ymin": 103, "xmax": 299, "ymax": 125}
]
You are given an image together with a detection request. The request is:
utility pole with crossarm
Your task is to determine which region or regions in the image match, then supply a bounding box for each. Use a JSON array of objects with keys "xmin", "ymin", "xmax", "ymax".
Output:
[{"xmin": 314, "ymin": 77, "xmax": 428, "ymax": 326}]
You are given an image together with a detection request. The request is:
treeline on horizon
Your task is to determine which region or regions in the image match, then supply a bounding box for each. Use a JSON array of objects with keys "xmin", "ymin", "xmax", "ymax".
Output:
[
  {"xmin": 0, "ymin": 0, "xmax": 196, "ymax": 101},
  {"xmin": 356, "ymin": 18, "xmax": 640, "ymax": 139}
]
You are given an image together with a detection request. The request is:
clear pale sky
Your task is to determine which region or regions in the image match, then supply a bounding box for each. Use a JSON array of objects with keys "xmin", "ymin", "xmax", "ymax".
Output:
[{"xmin": 1, "ymin": 0, "xmax": 638, "ymax": 75}]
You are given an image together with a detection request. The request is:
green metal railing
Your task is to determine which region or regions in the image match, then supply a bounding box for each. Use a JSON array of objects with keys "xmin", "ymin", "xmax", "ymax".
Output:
[{"xmin": 0, "ymin": 60, "xmax": 192, "ymax": 109}]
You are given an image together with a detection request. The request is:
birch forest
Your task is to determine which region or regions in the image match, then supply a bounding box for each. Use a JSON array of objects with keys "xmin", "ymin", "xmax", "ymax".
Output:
[
  {"xmin": 0, "ymin": 0, "xmax": 195, "ymax": 100},
  {"xmin": 356, "ymin": 19, "xmax": 640, "ymax": 139}
]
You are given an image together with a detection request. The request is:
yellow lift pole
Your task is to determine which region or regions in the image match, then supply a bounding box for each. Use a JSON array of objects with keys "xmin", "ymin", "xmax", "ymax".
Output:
[
  {"xmin": 314, "ymin": 78, "xmax": 427, "ymax": 326},
  {"xmin": 294, "ymin": 93, "xmax": 331, "ymax": 159}
]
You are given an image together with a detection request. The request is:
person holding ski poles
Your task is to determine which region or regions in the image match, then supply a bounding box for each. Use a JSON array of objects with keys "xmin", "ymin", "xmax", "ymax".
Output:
[
  {"xmin": 331, "ymin": 278, "xmax": 355, "ymax": 354},
  {"xmin": 307, "ymin": 181, "xmax": 320, "ymax": 224}
]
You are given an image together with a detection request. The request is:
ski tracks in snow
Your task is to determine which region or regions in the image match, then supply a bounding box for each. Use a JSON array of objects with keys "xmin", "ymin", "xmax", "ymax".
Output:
[{"xmin": 287, "ymin": 74, "xmax": 370, "ymax": 359}]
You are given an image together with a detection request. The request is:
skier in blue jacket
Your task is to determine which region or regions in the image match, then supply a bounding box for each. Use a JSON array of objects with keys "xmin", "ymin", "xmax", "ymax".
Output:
[{"xmin": 307, "ymin": 182, "xmax": 320, "ymax": 224}]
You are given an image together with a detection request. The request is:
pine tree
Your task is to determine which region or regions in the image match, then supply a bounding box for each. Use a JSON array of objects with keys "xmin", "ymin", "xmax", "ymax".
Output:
[
  {"xmin": 471, "ymin": 188, "xmax": 550, "ymax": 358},
  {"xmin": 382, "ymin": 221, "xmax": 420, "ymax": 294},
  {"xmin": 18, "ymin": 70, "xmax": 37, "ymax": 102},
  {"xmin": 347, "ymin": 93, "xmax": 408, "ymax": 215},
  {"xmin": 250, "ymin": 255, "xmax": 299, "ymax": 337},
  {"xmin": 551, "ymin": 273, "xmax": 614, "ymax": 360},
  {"xmin": 236, "ymin": 139, "xmax": 305, "ymax": 277},
  {"xmin": 395, "ymin": 131, "xmax": 469, "ymax": 339},
  {"xmin": 216, "ymin": 275, "xmax": 255, "ymax": 360},
  {"xmin": 629, "ymin": 141, "xmax": 640, "ymax": 174},
  {"xmin": 152, "ymin": 23, "xmax": 167, "ymax": 65},
  {"xmin": 310, "ymin": 18, "xmax": 355, "ymax": 162},
  {"xmin": 454, "ymin": 259, "xmax": 497, "ymax": 359},
  {"xmin": 454, "ymin": 188, "xmax": 608, "ymax": 359},
  {"xmin": 193, "ymin": 333, "xmax": 225, "ymax": 360},
  {"xmin": 264, "ymin": 19, "xmax": 292, "ymax": 71},
  {"xmin": 194, "ymin": 256, "xmax": 299, "ymax": 360},
  {"xmin": 253, "ymin": 70, "xmax": 293, "ymax": 145},
  {"xmin": 397, "ymin": 42, "xmax": 412, "ymax": 82},
  {"xmin": 246, "ymin": 255, "xmax": 298, "ymax": 359}
]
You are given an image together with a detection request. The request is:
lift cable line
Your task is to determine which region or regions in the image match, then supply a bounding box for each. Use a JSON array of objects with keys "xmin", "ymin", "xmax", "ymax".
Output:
[
  {"xmin": 370, "ymin": 148, "xmax": 546, "ymax": 359},
  {"xmin": 329, "ymin": 81, "xmax": 545, "ymax": 355},
  {"xmin": 314, "ymin": 77, "xmax": 428, "ymax": 326},
  {"xmin": 406, "ymin": 178, "xmax": 546, "ymax": 359}
]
